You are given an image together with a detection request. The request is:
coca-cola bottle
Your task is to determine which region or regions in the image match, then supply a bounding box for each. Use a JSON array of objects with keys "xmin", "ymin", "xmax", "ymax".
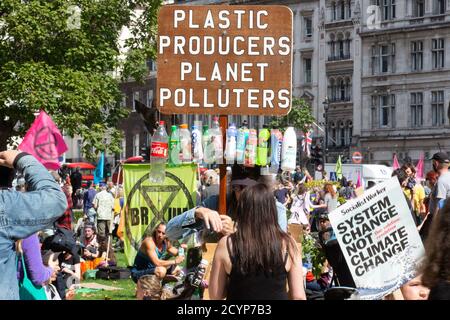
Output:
[{"xmin": 150, "ymin": 121, "xmax": 168, "ymax": 183}]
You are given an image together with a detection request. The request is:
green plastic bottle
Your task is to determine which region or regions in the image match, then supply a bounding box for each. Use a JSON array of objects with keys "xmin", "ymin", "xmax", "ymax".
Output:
[
  {"xmin": 168, "ymin": 125, "xmax": 180, "ymax": 166},
  {"xmin": 256, "ymin": 128, "xmax": 271, "ymax": 166}
]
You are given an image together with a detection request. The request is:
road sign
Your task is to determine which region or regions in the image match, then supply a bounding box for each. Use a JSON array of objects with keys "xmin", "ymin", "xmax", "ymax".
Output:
[
  {"xmin": 157, "ymin": 5, "xmax": 293, "ymax": 116},
  {"xmin": 352, "ymin": 151, "xmax": 363, "ymax": 164}
]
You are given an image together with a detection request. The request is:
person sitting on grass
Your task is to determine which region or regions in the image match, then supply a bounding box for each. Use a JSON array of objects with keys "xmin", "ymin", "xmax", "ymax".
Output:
[
  {"xmin": 130, "ymin": 223, "xmax": 185, "ymax": 283},
  {"xmin": 80, "ymin": 223, "xmax": 99, "ymax": 261}
]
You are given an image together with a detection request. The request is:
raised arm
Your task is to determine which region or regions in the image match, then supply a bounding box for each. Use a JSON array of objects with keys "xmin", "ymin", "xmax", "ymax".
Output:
[{"xmin": 0, "ymin": 151, "xmax": 67, "ymax": 240}]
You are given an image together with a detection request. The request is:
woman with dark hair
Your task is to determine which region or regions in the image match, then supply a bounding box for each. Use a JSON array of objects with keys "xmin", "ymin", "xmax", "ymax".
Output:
[
  {"xmin": 420, "ymin": 200, "xmax": 450, "ymax": 300},
  {"xmin": 209, "ymin": 183, "xmax": 306, "ymax": 300}
]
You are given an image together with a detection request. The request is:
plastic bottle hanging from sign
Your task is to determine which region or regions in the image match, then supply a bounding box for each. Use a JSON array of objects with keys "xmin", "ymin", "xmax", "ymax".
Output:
[
  {"xmin": 256, "ymin": 127, "xmax": 270, "ymax": 166},
  {"xmin": 236, "ymin": 124, "xmax": 249, "ymax": 165},
  {"xmin": 270, "ymin": 129, "xmax": 283, "ymax": 174},
  {"xmin": 150, "ymin": 121, "xmax": 168, "ymax": 183},
  {"xmin": 281, "ymin": 127, "xmax": 297, "ymax": 172},
  {"xmin": 225, "ymin": 123, "xmax": 237, "ymax": 165},
  {"xmin": 169, "ymin": 125, "xmax": 181, "ymax": 167},
  {"xmin": 245, "ymin": 129, "xmax": 257, "ymax": 167},
  {"xmin": 179, "ymin": 124, "xmax": 192, "ymax": 163}
]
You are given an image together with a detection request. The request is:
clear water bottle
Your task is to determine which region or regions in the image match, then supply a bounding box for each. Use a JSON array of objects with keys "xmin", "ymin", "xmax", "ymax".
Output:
[
  {"xmin": 211, "ymin": 117, "xmax": 223, "ymax": 165},
  {"xmin": 224, "ymin": 123, "xmax": 237, "ymax": 164},
  {"xmin": 169, "ymin": 125, "xmax": 181, "ymax": 167},
  {"xmin": 191, "ymin": 125, "xmax": 203, "ymax": 164},
  {"xmin": 202, "ymin": 125, "xmax": 213, "ymax": 165},
  {"xmin": 269, "ymin": 129, "xmax": 283, "ymax": 174},
  {"xmin": 179, "ymin": 124, "xmax": 192, "ymax": 163},
  {"xmin": 150, "ymin": 121, "xmax": 168, "ymax": 183},
  {"xmin": 236, "ymin": 126, "xmax": 249, "ymax": 165}
]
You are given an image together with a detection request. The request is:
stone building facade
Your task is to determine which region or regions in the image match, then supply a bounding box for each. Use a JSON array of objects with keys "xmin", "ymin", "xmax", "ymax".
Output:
[{"xmin": 357, "ymin": 0, "xmax": 450, "ymax": 172}]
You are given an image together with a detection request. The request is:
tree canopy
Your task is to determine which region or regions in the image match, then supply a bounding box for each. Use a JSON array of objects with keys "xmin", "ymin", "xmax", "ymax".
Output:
[
  {"xmin": 0, "ymin": 0, "xmax": 161, "ymax": 159},
  {"xmin": 268, "ymin": 98, "xmax": 316, "ymax": 133}
]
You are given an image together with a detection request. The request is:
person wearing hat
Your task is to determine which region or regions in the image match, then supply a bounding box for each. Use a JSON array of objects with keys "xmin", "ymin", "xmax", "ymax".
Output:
[
  {"xmin": 430, "ymin": 152, "xmax": 450, "ymax": 216},
  {"xmin": 166, "ymin": 164, "xmax": 287, "ymax": 242}
]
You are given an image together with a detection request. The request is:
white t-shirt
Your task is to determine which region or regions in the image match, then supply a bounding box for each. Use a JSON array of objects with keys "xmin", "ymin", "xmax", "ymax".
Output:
[{"xmin": 93, "ymin": 190, "xmax": 115, "ymax": 221}]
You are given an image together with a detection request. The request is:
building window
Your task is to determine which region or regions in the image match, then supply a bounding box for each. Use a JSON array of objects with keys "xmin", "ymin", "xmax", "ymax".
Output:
[
  {"xmin": 147, "ymin": 59, "xmax": 157, "ymax": 72},
  {"xmin": 340, "ymin": 126, "xmax": 346, "ymax": 147},
  {"xmin": 432, "ymin": 39, "xmax": 445, "ymax": 69},
  {"xmin": 304, "ymin": 58, "xmax": 312, "ymax": 84},
  {"xmin": 371, "ymin": 96, "xmax": 378, "ymax": 128},
  {"xmin": 332, "ymin": 2, "xmax": 337, "ymax": 21},
  {"xmin": 348, "ymin": 1, "xmax": 352, "ymax": 18},
  {"xmin": 348, "ymin": 124, "xmax": 353, "ymax": 145},
  {"xmin": 331, "ymin": 127, "xmax": 337, "ymax": 147},
  {"xmin": 374, "ymin": 0, "xmax": 396, "ymax": 20},
  {"xmin": 410, "ymin": 92, "xmax": 423, "ymax": 127},
  {"xmin": 411, "ymin": 41, "xmax": 423, "ymax": 71},
  {"xmin": 340, "ymin": 1, "xmax": 346, "ymax": 19},
  {"xmin": 434, "ymin": 0, "xmax": 446, "ymax": 14},
  {"xmin": 371, "ymin": 44, "xmax": 395, "ymax": 74},
  {"xmin": 414, "ymin": 0, "xmax": 425, "ymax": 17},
  {"xmin": 133, "ymin": 134, "xmax": 140, "ymax": 156},
  {"xmin": 432, "ymin": 91, "xmax": 445, "ymax": 126},
  {"xmin": 329, "ymin": 77, "xmax": 351, "ymax": 102},
  {"xmin": 147, "ymin": 90, "xmax": 153, "ymax": 108},
  {"xmin": 132, "ymin": 91, "xmax": 140, "ymax": 112},
  {"xmin": 340, "ymin": 79, "xmax": 346, "ymax": 100},
  {"xmin": 373, "ymin": 94, "xmax": 395, "ymax": 128},
  {"xmin": 304, "ymin": 17, "xmax": 313, "ymax": 39},
  {"xmin": 329, "ymin": 33, "xmax": 351, "ymax": 61}
]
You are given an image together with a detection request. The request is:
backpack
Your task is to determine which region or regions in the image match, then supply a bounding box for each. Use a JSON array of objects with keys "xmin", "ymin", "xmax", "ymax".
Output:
[{"xmin": 96, "ymin": 266, "xmax": 131, "ymax": 280}]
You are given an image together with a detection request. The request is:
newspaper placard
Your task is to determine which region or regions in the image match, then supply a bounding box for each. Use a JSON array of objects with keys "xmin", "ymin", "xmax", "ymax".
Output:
[{"xmin": 328, "ymin": 177, "xmax": 425, "ymax": 299}]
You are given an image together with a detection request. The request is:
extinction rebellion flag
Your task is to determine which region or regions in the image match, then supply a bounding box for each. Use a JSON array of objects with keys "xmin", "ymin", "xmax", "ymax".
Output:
[
  {"xmin": 123, "ymin": 164, "xmax": 197, "ymax": 265},
  {"xmin": 19, "ymin": 110, "xmax": 68, "ymax": 170}
]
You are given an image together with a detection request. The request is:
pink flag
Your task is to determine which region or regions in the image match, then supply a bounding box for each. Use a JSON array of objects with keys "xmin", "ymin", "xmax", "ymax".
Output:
[
  {"xmin": 356, "ymin": 170, "xmax": 362, "ymax": 188},
  {"xmin": 416, "ymin": 153, "xmax": 424, "ymax": 180},
  {"xmin": 393, "ymin": 154, "xmax": 400, "ymax": 170},
  {"xmin": 19, "ymin": 110, "xmax": 68, "ymax": 170}
]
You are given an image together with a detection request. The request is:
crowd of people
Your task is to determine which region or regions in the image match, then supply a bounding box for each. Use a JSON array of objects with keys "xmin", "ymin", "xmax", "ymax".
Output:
[
  {"xmin": 1, "ymin": 149, "xmax": 450, "ymax": 300},
  {"xmin": 0, "ymin": 150, "xmax": 125, "ymax": 300}
]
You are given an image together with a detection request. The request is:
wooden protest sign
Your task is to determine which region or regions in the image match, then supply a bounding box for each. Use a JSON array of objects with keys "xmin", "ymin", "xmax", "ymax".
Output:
[
  {"xmin": 157, "ymin": 5, "xmax": 293, "ymax": 116},
  {"xmin": 328, "ymin": 177, "xmax": 425, "ymax": 300}
]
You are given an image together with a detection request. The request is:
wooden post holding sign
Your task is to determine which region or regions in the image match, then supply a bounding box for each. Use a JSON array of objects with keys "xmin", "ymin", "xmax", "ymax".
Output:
[{"xmin": 157, "ymin": 5, "xmax": 293, "ymax": 214}]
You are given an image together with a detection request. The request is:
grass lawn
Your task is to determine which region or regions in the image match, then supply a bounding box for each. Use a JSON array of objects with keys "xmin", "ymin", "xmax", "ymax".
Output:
[{"xmin": 74, "ymin": 250, "xmax": 137, "ymax": 300}]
